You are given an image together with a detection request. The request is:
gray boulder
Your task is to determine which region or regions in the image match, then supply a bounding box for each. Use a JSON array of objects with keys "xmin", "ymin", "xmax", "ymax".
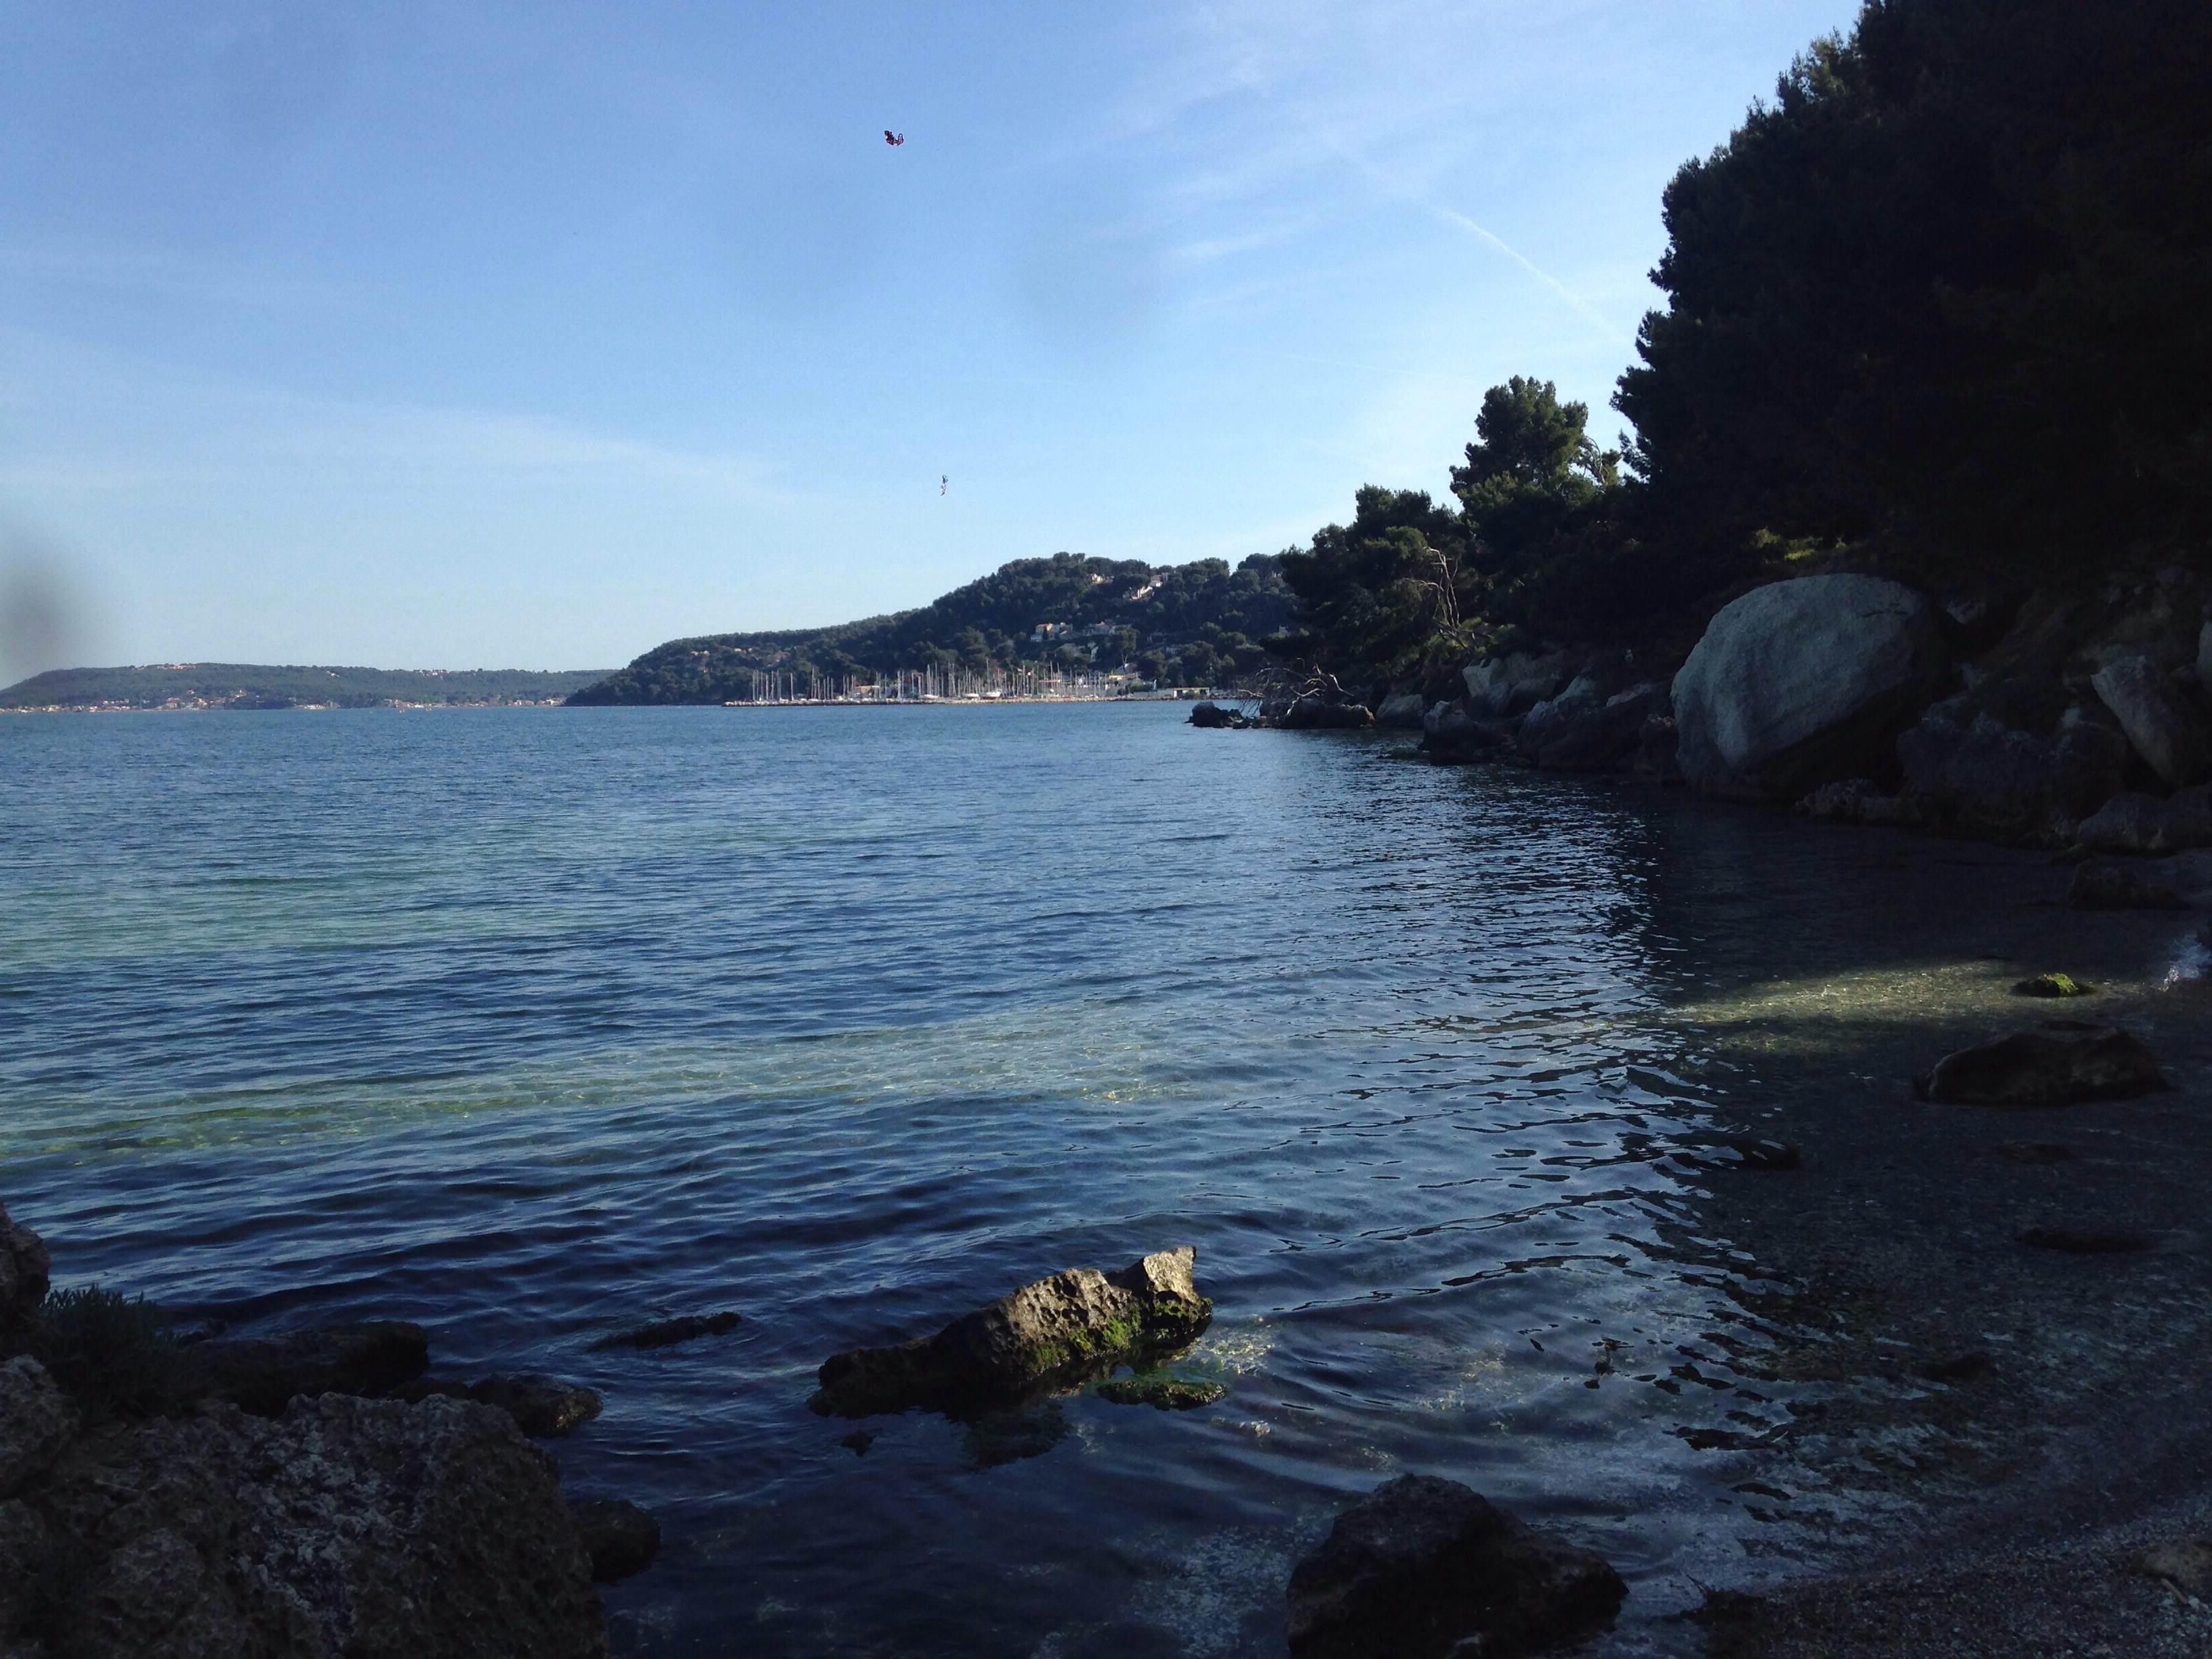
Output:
[
  {"xmin": 1464, "ymin": 653, "xmax": 1571, "ymax": 718},
  {"xmin": 2091, "ymin": 655, "xmax": 2211, "ymax": 787},
  {"xmin": 1286, "ymin": 1474, "xmax": 1625, "ymax": 1659},
  {"xmin": 24, "ymin": 1393, "xmax": 603, "ymax": 1659},
  {"xmin": 2076, "ymin": 787, "xmax": 2212, "ymax": 854},
  {"xmin": 0, "ymin": 1205, "xmax": 50, "ymax": 1332},
  {"xmin": 1375, "ymin": 692, "xmax": 1427, "ymax": 729},
  {"xmin": 1914, "ymin": 1026, "xmax": 2167, "ymax": 1105},
  {"xmin": 1278, "ymin": 694, "xmax": 1374, "ymax": 731},
  {"xmin": 809, "ymin": 1247, "xmax": 1212, "ymax": 1418},
  {"xmin": 567, "ymin": 1499, "xmax": 659, "ymax": 1584},
  {"xmin": 1517, "ymin": 678, "xmax": 1664, "ymax": 773},
  {"xmin": 1422, "ymin": 699, "xmax": 1507, "ymax": 764},
  {"xmin": 1673, "ymin": 575, "xmax": 1946, "ymax": 798},
  {"xmin": 1795, "ymin": 779, "xmax": 1921, "ymax": 827}
]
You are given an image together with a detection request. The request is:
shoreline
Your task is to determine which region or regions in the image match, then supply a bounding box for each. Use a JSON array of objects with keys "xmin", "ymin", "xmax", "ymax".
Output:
[{"xmin": 1633, "ymin": 817, "xmax": 2212, "ymax": 1655}]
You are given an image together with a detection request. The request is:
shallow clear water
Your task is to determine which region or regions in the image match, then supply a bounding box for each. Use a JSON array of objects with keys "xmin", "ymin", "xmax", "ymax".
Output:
[{"xmin": 2, "ymin": 703, "xmax": 1841, "ymax": 1656}]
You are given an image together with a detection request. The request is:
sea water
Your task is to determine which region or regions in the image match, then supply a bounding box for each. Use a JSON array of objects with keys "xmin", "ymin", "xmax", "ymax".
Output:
[{"xmin": 3, "ymin": 701, "xmax": 1864, "ymax": 1656}]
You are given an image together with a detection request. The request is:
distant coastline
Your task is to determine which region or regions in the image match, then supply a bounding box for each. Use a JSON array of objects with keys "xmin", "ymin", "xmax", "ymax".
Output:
[{"xmin": 0, "ymin": 663, "xmax": 614, "ymax": 714}]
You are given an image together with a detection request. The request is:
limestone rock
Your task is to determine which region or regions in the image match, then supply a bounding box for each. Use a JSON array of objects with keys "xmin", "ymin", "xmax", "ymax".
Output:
[
  {"xmin": 2091, "ymin": 655, "xmax": 2211, "ymax": 787},
  {"xmin": 1187, "ymin": 701, "xmax": 1247, "ymax": 730},
  {"xmin": 2066, "ymin": 861, "xmax": 2187, "ymax": 910},
  {"xmin": 0, "ymin": 1359, "xmax": 77, "ymax": 1501},
  {"xmin": 463, "ymin": 1375, "xmax": 602, "ymax": 1439},
  {"xmin": 567, "ymin": 1499, "xmax": 659, "ymax": 1584},
  {"xmin": 1375, "ymin": 692, "xmax": 1427, "ymax": 729},
  {"xmin": 0, "ymin": 1206, "xmax": 50, "ymax": 1332},
  {"xmin": 586, "ymin": 1311, "xmax": 741, "ymax": 1353},
  {"xmin": 27, "ymin": 1393, "xmax": 603, "ymax": 1658},
  {"xmin": 2075, "ymin": 787, "xmax": 2212, "ymax": 854},
  {"xmin": 1897, "ymin": 712, "xmax": 2071, "ymax": 840},
  {"xmin": 1795, "ymin": 779, "xmax": 1921, "ymax": 827},
  {"xmin": 809, "ymin": 1247, "xmax": 1212, "ymax": 1418},
  {"xmin": 1673, "ymin": 575, "xmax": 1946, "ymax": 798},
  {"xmin": 1422, "ymin": 699, "xmax": 1506, "ymax": 764},
  {"xmin": 192, "ymin": 1320, "xmax": 430, "ymax": 1416},
  {"xmin": 1286, "ymin": 1474, "xmax": 1625, "ymax": 1659},
  {"xmin": 1519, "ymin": 680, "xmax": 1664, "ymax": 773},
  {"xmin": 1277, "ymin": 694, "xmax": 1374, "ymax": 731},
  {"xmin": 1464, "ymin": 653, "xmax": 1571, "ymax": 718},
  {"xmin": 1914, "ymin": 1026, "xmax": 2167, "ymax": 1105}
]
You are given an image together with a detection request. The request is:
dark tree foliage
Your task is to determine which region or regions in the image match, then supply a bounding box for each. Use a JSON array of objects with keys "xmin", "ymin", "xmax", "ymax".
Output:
[
  {"xmin": 568, "ymin": 552, "xmax": 1294, "ymax": 704},
  {"xmin": 1616, "ymin": 0, "xmax": 2212, "ymax": 568},
  {"xmin": 1275, "ymin": 487, "xmax": 1471, "ymax": 683}
]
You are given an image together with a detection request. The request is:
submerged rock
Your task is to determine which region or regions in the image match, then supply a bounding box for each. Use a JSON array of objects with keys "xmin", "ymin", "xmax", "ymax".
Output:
[
  {"xmin": 193, "ymin": 1319, "xmax": 430, "ymax": 1416},
  {"xmin": 1286, "ymin": 1474, "xmax": 1625, "ymax": 1659},
  {"xmin": 1672, "ymin": 575, "xmax": 1947, "ymax": 800},
  {"xmin": 0, "ymin": 1204, "xmax": 50, "ymax": 1332},
  {"xmin": 809, "ymin": 1247, "xmax": 1213, "ymax": 1418},
  {"xmin": 568, "ymin": 1498, "xmax": 660, "ymax": 1584},
  {"xmin": 2066, "ymin": 861, "xmax": 2188, "ymax": 910},
  {"xmin": 2075, "ymin": 787, "xmax": 2212, "ymax": 854},
  {"xmin": 23, "ymin": 1393, "xmax": 603, "ymax": 1659},
  {"xmin": 586, "ymin": 1311, "xmax": 742, "ymax": 1353},
  {"xmin": 1092, "ymin": 1371, "xmax": 1227, "ymax": 1410},
  {"xmin": 1914, "ymin": 1025, "xmax": 2167, "ymax": 1105},
  {"xmin": 2012, "ymin": 973, "xmax": 2093, "ymax": 998},
  {"xmin": 466, "ymin": 1374, "xmax": 604, "ymax": 1439}
]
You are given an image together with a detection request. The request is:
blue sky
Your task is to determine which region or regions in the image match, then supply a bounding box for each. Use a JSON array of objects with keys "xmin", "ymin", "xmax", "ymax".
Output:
[{"xmin": 0, "ymin": 1, "xmax": 1858, "ymax": 676}]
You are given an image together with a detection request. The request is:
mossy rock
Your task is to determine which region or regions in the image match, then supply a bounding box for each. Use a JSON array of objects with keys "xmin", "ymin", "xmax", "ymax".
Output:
[
  {"xmin": 1093, "ymin": 1371, "xmax": 1227, "ymax": 1411},
  {"xmin": 2013, "ymin": 972, "xmax": 2093, "ymax": 998}
]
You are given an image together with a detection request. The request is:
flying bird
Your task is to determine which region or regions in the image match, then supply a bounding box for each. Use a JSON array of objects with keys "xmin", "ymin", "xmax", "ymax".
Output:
[
  {"xmin": 884, "ymin": 130, "xmax": 905, "ymax": 146},
  {"xmin": 940, "ymin": 475, "xmax": 947, "ymax": 495}
]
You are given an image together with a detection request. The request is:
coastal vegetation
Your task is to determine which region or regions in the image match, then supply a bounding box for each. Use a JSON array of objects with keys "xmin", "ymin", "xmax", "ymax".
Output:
[
  {"xmin": 1276, "ymin": 0, "xmax": 2211, "ymax": 692},
  {"xmin": 0, "ymin": 663, "xmax": 611, "ymax": 712}
]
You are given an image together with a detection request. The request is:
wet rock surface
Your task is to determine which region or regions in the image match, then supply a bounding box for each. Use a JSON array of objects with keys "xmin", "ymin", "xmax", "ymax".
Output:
[
  {"xmin": 1285, "ymin": 1474, "xmax": 1625, "ymax": 1659},
  {"xmin": 586, "ymin": 1311, "xmax": 742, "ymax": 1352},
  {"xmin": 2068, "ymin": 860, "xmax": 2189, "ymax": 910},
  {"xmin": 0, "ymin": 1204, "xmax": 50, "ymax": 1332},
  {"xmin": 568, "ymin": 1498, "xmax": 660, "ymax": 1584},
  {"xmin": 16, "ymin": 1393, "xmax": 604, "ymax": 1659},
  {"xmin": 1090, "ymin": 1371, "xmax": 1227, "ymax": 1410},
  {"xmin": 809, "ymin": 1247, "xmax": 1213, "ymax": 1418},
  {"xmin": 463, "ymin": 1374, "xmax": 605, "ymax": 1438},
  {"xmin": 1914, "ymin": 1024, "xmax": 2167, "ymax": 1105}
]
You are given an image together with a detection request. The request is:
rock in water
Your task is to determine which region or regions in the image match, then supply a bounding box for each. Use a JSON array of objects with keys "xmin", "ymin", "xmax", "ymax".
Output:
[
  {"xmin": 1286, "ymin": 1474, "xmax": 1625, "ymax": 1659},
  {"xmin": 192, "ymin": 1320, "xmax": 430, "ymax": 1415},
  {"xmin": 466, "ymin": 1374, "xmax": 604, "ymax": 1438},
  {"xmin": 1375, "ymin": 692, "xmax": 1427, "ymax": 729},
  {"xmin": 2074, "ymin": 787, "xmax": 2212, "ymax": 854},
  {"xmin": 809, "ymin": 1247, "xmax": 1213, "ymax": 1418},
  {"xmin": 2066, "ymin": 861, "xmax": 2187, "ymax": 910},
  {"xmin": 568, "ymin": 1498, "xmax": 660, "ymax": 1583},
  {"xmin": 1188, "ymin": 701, "xmax": 1240, "ymax": 729},
  {"xmin": 0, "ymin": 1204, "xmax": 50, "ymax": 1331},
  {"xmin": 25, "ymin": 1393, "xmax": 603, "ymax": 1658},
  {"xmin": 586, "ymin": 1311, "xmax": 742, "ymax": 1353},
  {"xmin": 1914, "ymin": 1026, "xmax": 2167, "ymax": 1105},
  {"xmin": 1671, "ymin": 574, "xmax": 1946, "ymax": 799}
]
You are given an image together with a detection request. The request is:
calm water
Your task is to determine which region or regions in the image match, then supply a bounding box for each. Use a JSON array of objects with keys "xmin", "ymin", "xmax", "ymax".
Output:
[{"xmin": 3, "ymin": 703, "xmax": 1860, "ymax": 1655}]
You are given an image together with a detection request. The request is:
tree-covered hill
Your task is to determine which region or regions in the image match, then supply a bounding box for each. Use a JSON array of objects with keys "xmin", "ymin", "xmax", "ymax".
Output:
[
  {"xmin": 0, "ymin": 665, "xmax": 612, "ymax": 711},
  {"xmin": 567, "ymin": 552, "xmax": 1293, "ymax": 705}
]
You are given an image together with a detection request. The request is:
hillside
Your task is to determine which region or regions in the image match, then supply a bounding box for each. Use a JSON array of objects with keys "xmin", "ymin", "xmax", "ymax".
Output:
[
  {"xmin": 567, "ymin": 552, "xmax": 1293, "ymax": 705},
  {"xmin": 0, "ymin": 664, "xmax": 613, "ymax": 712}
]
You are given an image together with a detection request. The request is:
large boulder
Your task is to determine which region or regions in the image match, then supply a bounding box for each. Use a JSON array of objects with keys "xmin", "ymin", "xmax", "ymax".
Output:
[
  {"xmin": 2092, "ymin": 655, "xmax": 2210, "ymax": 787},
  {"xmin": 1277, "ymin": 695, "xmax": 1374, "ymax": 731},
  {"xmin": 809, "ymin": 1247, "xmax": 1212, "ymax": 1418},
  {"xmin": 567, "ymin": 1499, "xmax": 660, "ymax": 1584},
  {"xmin": 20, "ymin": 1393, "xmax": 604, "ymax": 1659},
  {"xmin": 0, "ymin": 1204, "xmax": 50, "ymax": 1332},
  {"xmin": 1914, "ymin": 1026, "xmax": 2167, "ymax": 1105},
  {"xmin": 1286, "ymin": 1475, "xmax": 1625, "ymax": 1659},
  {"xmin": 1422, "ymin": 699, "xmax": 1507, "ymax": 764},
  {"xmin": 1673, "ymin": 575, "xmax": 1947, "ymax": 798},
  {"xmin": 1374, "ymin": 692, "xmax": 1427, "ymax": 729}
]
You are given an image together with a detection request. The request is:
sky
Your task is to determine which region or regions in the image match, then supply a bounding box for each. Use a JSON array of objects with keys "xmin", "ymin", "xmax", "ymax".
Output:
[{"xmin": 0, "ymin": 0, "xmax": 1860, "ymax": 678}]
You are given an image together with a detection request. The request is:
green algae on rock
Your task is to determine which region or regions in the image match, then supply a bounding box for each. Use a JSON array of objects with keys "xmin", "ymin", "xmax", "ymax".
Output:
[
  {"xmin": 2011, "ymin": 972, "xmax": 2093, "ymax": 998},
  {"xmin": 1093, "ymin": 1370, "xmax": 1229, "ymax": 1410},
  {"xmin": 808, "ymin": 1247, "xmax": 1213, "ymax": 1418}
]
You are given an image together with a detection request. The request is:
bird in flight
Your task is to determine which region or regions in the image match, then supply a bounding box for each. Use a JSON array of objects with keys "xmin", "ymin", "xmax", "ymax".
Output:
[
  {"xmin": 940, "ymin": 475, "xmax": 947, "ymax": 495},
  {"xmin": 884, "ymin": 130, "xmax": 905, "ymax": 146}
]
